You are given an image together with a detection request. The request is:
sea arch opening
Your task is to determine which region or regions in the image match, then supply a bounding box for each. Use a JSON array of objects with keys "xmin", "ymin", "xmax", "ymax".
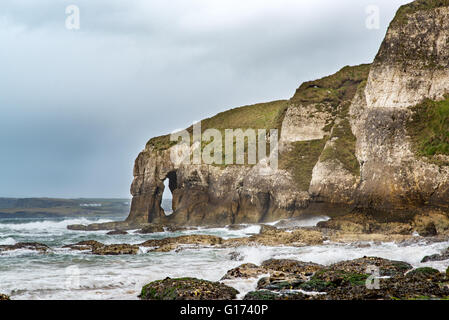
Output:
[{"xmin": 162, "ymin": 170, "xmax": 177, "ymax": 216}]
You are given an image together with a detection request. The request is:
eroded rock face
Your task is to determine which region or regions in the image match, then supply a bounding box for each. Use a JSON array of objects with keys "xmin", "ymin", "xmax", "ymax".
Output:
[
  {"xmin": 77, "ymin": 0, "xmax": 449, "ymax": 231},
  {"xmin": 139, "ymin": 277, "xmax": 239, "ymax": 300}
]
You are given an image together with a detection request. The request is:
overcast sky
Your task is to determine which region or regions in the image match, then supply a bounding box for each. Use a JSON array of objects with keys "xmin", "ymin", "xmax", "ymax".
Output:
[{"xmin": 0, "ymin": 0, "xmax": 411, "ymax": 198}]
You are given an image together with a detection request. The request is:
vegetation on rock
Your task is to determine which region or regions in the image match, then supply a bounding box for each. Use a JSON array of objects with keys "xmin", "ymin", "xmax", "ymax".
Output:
[
  {"xmin": 407, "ymin": 96, "xmax": 449, "ymax": 165},
  {"xmin": 290, "ymin": 64, "xmax": 371, "ymax": 107},
  {"xmin": 392, "ymin": 0, "xmax": 449, "ymax": 27},
  {"xmin": 146, "ymin": 100, "xmax": 289, "ymax": 153},
  {"xmin": 139, "ymin": 277, "xmax": 239, "ymax": 300},
  {"xmin": 279, "ymin": 139, "xmax": 327, "ymax": 190}
]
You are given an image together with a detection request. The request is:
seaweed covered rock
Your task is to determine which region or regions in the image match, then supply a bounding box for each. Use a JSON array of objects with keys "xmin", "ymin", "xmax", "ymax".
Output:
[{"xmin": 139, "ymin": 277, "xmax": 239, "ymax": 300}]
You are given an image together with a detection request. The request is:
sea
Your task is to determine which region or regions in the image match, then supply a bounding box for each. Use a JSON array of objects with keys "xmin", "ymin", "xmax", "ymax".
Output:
[{"xmin": 1, "ymin": 208, "xmax": 449, "ymax": 300}]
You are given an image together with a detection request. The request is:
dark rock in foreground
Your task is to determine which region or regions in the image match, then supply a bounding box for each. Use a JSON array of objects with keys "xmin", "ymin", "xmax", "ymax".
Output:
[
  {"xmin": 0, "ymin": 294, "xmax": 10, "ymax": 300},
  {"xmin": 139, "ymin": 277, "xmax": 239, "ymax": 300},
  {"xmin": 227, "ymin": 256, "xmax": 449, "ymax": 300}
]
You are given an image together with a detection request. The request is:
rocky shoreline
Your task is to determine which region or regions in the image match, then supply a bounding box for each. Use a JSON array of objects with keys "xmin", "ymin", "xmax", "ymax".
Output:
[
  {"xmin": 2, "ymin": 251, "xmax": 448, "ymax": 300},
  {"xmin": 138, "ymin": 257, "xmax": 449, "ymax": 300},
  {"xmin": 2, "ymin": 215, "xmax": 449, "ymax": 300}
]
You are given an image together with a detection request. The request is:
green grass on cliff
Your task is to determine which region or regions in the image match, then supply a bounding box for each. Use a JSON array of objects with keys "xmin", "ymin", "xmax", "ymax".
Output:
[
  {"xmin": 290, "ymin": 64, "xmax": 371, "ymax": 108},
  {"xmin": 320, "ymin": 118, "xmax": 360, "ymax": 177},
  {"xmin": 407, "ymin": 96, "xmax": 449, "ymax": 165},
  {"xmin": 392, "ymin": 0, "xmax": 449, "ymax": 26},
  {"xmin": 146, "ymin": 100, "xmax": 289, "ymax": 152},
  {"xmin": 279, "ymin": 139, "xmax": 327, "ymax": 191}
]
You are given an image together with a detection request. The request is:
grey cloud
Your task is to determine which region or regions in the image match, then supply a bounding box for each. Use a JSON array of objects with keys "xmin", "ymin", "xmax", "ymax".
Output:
[{"xmin": 0, "ymin": 0, "xmax": 411, "ymax": 197}]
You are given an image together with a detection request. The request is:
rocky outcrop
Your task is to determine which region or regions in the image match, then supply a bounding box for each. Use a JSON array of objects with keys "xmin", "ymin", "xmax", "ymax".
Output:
[
  {"xmin": 139, "ymin": 277, "xmax": 239, "ymax": 300},
  {"xmin": 63, "ymin": 241, "xmax": 139, "ymax": 255},
  {"xmin": 235, "ymin": 257, "xmax": 449, "ymax": 300},
  {"xmin": 73, "ymin": 0, "xmax": 449, "ymax": 231}
]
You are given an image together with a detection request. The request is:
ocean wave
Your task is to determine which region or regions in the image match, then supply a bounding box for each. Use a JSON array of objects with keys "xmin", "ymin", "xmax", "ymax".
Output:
[{"xmin": 0, "ymin": 218, "xmax": 114, "ymax": 232}]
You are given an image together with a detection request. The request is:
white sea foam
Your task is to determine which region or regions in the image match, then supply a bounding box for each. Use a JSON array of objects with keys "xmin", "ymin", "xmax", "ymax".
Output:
[
  {"xmin": 0, "ymin": 218, "xmax": 113, "ymax": 232},
  {"xmin": 0, "ymin": 237, "xmax": 17, "ymax": 245}
]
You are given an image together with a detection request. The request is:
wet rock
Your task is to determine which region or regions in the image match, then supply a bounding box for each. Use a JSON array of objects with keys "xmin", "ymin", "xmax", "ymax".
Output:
[
  {"xmin": 136, "ymin": 224, "xmax": 165, "ymax": 234},
  {"xmin": 421, "ymin": 248, "xmax": 449, "ymax": 263},
  {"xmin": 63, "ymin": 240, "xmax": 104, "ymax": 251},
  {"xmin": 164, "ymin": 225, "xmax": 192, "ymax": 232},
  {"xmin": 406, "ymin": 267, "xmax": 443, "ymax": 280},
  {"xmin": 261, "ymin": 259, "xmax": 324, "ymax": 277},
  {"xmin": 257, "ymin": 275, "xmax": 305, "ymax": 291},
  {"xmin": 228, "ymin": 251, "xmax": 244, "ymax": 261},
  {"xmin": 317, "ymin": 214, "xmax": 414, "ymax": 235},
  {"xmin": 259, "ymin": 225, "xmax": 278, "ymax": 235},
  {"xmin": 243, "ymin": 290, "xmax": 308, "ymax": 300},
  {"xmin": 0, "ymin": 294, "xmax": 10, "ymax": 300},
  {"xmin": 139, "ymin": 277, "xmax": 239, "ymax": 300},
  {"xmin": 151, "ymin": 243, "xmax": 180, "ymax": 252},
  {"xmin": 106, "ymin": 230, "xmax": 128, "ymax": 235},
  {"xmin": 243, "ymin": 290, "xmax": 279, "ymax": 300},
  {"xmin": 327, "ymin": 256, "xmax": 412, "ymax": 276},
  {"xmin": 67, "ymin": 224, "xmax": 89, "ymax": 231},
  {"xmin": 225, "ymin": 227, "xmax": 324, "ymax": 247},
  {"xmin": 92, "ymin": 244, "xmax": 139, "ymax": 255},
  {"xmin": 221, "ymin": 263, "xmax": 266, "ymax": 280},
  {"xmin": 0, "ymin": 242, "xmax": 50, "ymax": 253},
  {"xmin": 63, "ymin": 240, "xmax": 139, "ymax": 255},
  {"xmin": 140, "ymin": 235, "xmax": 223, "ymax": 250}
]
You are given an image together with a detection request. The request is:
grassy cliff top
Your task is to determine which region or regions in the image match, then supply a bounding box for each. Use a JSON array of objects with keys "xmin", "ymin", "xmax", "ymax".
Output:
[
  {"xmin": 391, "ymin": 0, "xmax": 449, "ymax": 26},
  {"xmin": 290, "ymin": 64, "xmax": 371, "ymax": 107},
  {"xmin": 146, "ymin": 100, "xmax": 289, "ymax": 151},
  {"xmin": 146, "ymin": 64, "xmax": 371, "ymax": 152}
]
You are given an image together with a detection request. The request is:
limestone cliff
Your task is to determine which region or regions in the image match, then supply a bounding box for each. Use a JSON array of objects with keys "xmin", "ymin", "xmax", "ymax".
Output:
[{"xmin": 123, "ymin": 0, "xmax": 449, "ymax": 227}]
